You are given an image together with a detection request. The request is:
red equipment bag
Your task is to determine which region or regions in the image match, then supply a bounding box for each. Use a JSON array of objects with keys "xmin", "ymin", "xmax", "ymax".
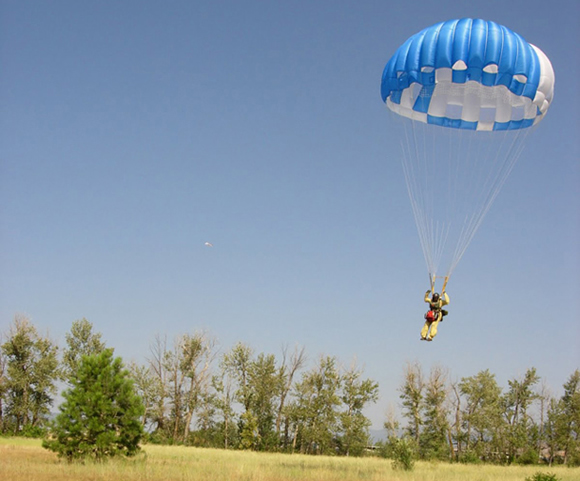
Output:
[{"xmin": 424, "ymin": 310, "xmax": 435, "ymax": 322}]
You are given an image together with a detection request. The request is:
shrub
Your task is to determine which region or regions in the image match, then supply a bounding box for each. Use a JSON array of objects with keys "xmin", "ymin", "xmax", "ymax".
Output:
[
  {"xmin": 525, "ymin": 472, "xmax": 561, "ymax": 481},
  {"xmin": 516, "ymin": 448, "xmax": 540, "ymax": 465},
  {"xmin": 567, "ymin": 448, "xmax": 580, "ymax": 467},
  {"xmin": 391, "ymin": 437, "xmax": 416, "ymax": 471},
  {"xmin": 458, "ymin": 449, "xmax": 482, "ymax": 464},
  {"xmin": 20, "ymin": 425, "xmax": 46, "ymax": 438}
]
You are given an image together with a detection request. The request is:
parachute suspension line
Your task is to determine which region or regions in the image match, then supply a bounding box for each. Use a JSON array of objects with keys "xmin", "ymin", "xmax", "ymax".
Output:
[
  {"xmin": 408, "ymin": 119, "xmax": 433, "ymax": 274},
  {"xmin": 398, "ymin": 115, "xmax": 436, "ymax": 275},
  {"xmin": 398, "ymin": 115, "xmax": 451, "ymax": 278},
  {"xmin": 426, "ymin": 121, "xmax": 451, "ymax": 277},
  {"xmin": 394, "ymin": 111, "xmax": 534, "ymax": 281},
  {"xmin": 447, "ymin": 127, "xmax": 533, "ymax": 275},
  {"xmin": 415, "ymin": 118, "xmax": 449, "ymax": 277},
  {"xmin": 414, "ymin": 118, "xmax": 434, "ymax": 269},
  {"xmin": 445, "ymin": 125, "xmax": 483, "ymax": 277}
]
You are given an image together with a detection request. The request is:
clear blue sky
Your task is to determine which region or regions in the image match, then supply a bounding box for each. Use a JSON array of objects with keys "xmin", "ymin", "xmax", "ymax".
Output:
[{"xmin": 1, "ymin": 0, "xmax": 578, "ymax": 428}]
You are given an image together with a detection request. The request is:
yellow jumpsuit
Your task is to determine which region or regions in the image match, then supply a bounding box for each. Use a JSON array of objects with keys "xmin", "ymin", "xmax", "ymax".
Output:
[{"xmin": 421, "ymin": 291, "xmax": 449, "ymax": 340}]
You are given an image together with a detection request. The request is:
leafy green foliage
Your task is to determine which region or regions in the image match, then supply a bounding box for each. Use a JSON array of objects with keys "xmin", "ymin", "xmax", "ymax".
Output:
[
  {"xmin": 543, "ymin": 370, "xmax": 580, "ymax": 466},
  {"xmin": 391, "ymin": 437, "xmax": 416, "ymax": 471},
  {"xmin": 3, "ymin": 314, "xmax": 579, "ymax": 466},
  {"xmin": 525, "ymin": 472, "xmax": 561, "ymax": 481},
  {"xmin": 1, "ymin": 316, "xmax": 59, "ymax": 433},
  {"xmin": 62, "ymin": 319, "xmax": 106, "ymax": 381},
  {"xmin": 503, "ymin": 368, "xmax": 540, "ymax": 460},
  {"xmin": 291, "ymin": 356, "xmax": 342, "ymax": 454},
  {"xmin": 399, "ymin": 361, "xmax": 424, "ymax": 445},
  {"xmin": 515, "ymin": 447, "xmax": 540, "ymax": 465},
  {"xmin": 339, "ymin": 363, "xmax": 379, "ymax": 456},
  {"xmin": 459, "ymin": 369, "xmax": 503, "ymax": 460},
  {"xmin": 43, "ymin": 349, "xmax": 144, "ymax": 461},
  {"xmin": 457, "ymin": 450, "xmax": 482, "ymax": 464},
  {"xmin": 396, "ymin": 364, "xmax": 580, "ymax": 466},
  {"xmin": 420, "ymin": 366, "xmax": 450, "ymax": 460},
  {"xmin": 149, "ymin": 332, "xmax": 215, "ymax": 444},
  {"xmin": 246, "ymin": 353, "xmax": 281, "ymax": 450}
]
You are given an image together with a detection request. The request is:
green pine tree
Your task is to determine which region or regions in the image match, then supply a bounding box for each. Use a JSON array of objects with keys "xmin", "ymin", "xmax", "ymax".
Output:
[{"xmin": 43, "ymin": 349, "xmax": 144, "ymax": 461}]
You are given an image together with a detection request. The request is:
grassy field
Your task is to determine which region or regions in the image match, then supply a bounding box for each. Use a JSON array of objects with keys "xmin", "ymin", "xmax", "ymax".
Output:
[{"xmin": 1, "ymin": 437, "xmax": 578, "ymax": 481}]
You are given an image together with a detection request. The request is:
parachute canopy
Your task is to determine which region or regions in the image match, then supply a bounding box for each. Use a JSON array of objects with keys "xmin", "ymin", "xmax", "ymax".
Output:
[
  {"xmin": 381, "ymin": 18, "xmax": 554, "ymax": 131},
  {"xmin": 381, "ymin": 19, "xmax": 554, "ymax": 285}
]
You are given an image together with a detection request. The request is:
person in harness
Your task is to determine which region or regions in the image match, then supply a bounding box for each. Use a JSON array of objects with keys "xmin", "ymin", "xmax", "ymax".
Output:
[{"xmin": 421, "ymin": 290, "xmax": 449, "ymax": 341}]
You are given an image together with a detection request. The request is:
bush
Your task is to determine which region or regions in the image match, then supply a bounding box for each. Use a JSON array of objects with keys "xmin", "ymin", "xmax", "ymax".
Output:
[
  {"xmin": 20, "ymin": 425, "xmax": 47, "ymax": 438},
  {"xmin": 375, "ymin": 440, "xmax": 392, "ymax": 459},
  {"xmin": 567, "ymin": 448, "xmax": 580, "ymax": 467},
  {"xmin": 525, "ymin": 472, "xmax": 561, "ymax": 481},
  {"xmin": 458, "ymin": 449, "xmax": 482, "ymax": 464},
  {"xmin": 516, "ymin": 448, "xmax": 540, "ymax": 465},
  {"xmin": 391, "ymin": 437, "xmax": 416, "ymax": 471}
]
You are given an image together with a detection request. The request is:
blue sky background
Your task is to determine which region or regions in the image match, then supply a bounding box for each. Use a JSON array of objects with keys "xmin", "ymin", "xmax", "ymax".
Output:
[{"xmin": 1, "ymin": 0, "xmax": 578, "ymax": 428}]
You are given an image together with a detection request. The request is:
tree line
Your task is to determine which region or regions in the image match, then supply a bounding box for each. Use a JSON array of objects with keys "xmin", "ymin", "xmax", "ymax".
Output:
[
  {"xmin": 0, "ymin": 316, "xmax": 378, "ymax": 456},
  {"xmin": 0, "ymin": 315, "xmax": 578, "ymax": 464},
  {"xmin": 384, "ymin": 362, "xmax": 580, "ymax": 466}
]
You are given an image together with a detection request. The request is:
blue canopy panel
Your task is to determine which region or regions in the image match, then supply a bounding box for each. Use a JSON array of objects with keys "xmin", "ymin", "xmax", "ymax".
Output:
[{"xmin": 381, "ymin": 19, "xmax": 555, "ymax": 131}]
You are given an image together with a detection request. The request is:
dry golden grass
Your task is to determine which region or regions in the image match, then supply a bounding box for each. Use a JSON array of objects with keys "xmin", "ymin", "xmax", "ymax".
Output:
[{"xmin": 1, "ymin": 437, "xmax": 579, "ymax": 481}]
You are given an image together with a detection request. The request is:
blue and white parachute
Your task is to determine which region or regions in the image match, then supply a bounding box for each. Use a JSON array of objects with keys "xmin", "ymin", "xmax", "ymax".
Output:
[
  {"xmin": 381, "ymin": 19, "xmax": 555, "ymax": 288},
  {"xmin": 381, "ymin": 18, "xmax": 554, "ymax": 131}
]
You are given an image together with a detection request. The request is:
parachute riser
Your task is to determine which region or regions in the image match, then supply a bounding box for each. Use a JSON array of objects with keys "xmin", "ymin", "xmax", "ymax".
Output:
[{"xmin": 429, "ymin": 274, "xmax": 449, "ymax": 294}]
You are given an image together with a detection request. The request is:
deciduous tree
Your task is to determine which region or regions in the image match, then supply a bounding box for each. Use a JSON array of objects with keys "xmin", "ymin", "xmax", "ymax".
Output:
[
  {"xmin": 0, "ymin": 332, "xmax": 7, "ymax": 432},
  {"xmin": 1, "ymin": 316, "xmax": 59, "ymax": 434},
  {"xmin": 399, "ymin": 361, "xmax": 424, "ymax": 445},
  {"xmin": 503, "ymin": 368, "xmax": 540, "ymax": 461},
  {"xmin": 212, "ymin": 358, "xmax": 237, "ymax": 449},
  {"xmin": 558, "ymin": 370, "xmax": 580, "ymax": 464},
  {"xmin": 276, "ymin": 344, "xmax": 306, "ymax": 448},
  {"xmin": 62, "ymin": 318, "xmax": 106, "ymax": 381},
  {"xmin": 145, "ymin": 334, "xmax": 171, "ymax": 438},
  {"xmin": 459, "ymin": 369, "xmax": 503, "ymax": 460},
  {"xmin": 420, "ymin": 365, "xmax": 451, "ymax": 460},
  {"xmin": 339, "ymin": 361, "xmax": 379, "ymax": 456},
  {"xmin": 292, "ymin": 356, "xmax": 341, "ymax": 454},
  {"xmin": 247, "ymin": 352, "xmax": 281, "ymax": 450},
  {"xmin": 129, "ymin": 361, "xmax": 163, "ymax": 429},
  {"xmin": 179, "ymin": 332, "xmax": 216, "ymax": 442}
]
